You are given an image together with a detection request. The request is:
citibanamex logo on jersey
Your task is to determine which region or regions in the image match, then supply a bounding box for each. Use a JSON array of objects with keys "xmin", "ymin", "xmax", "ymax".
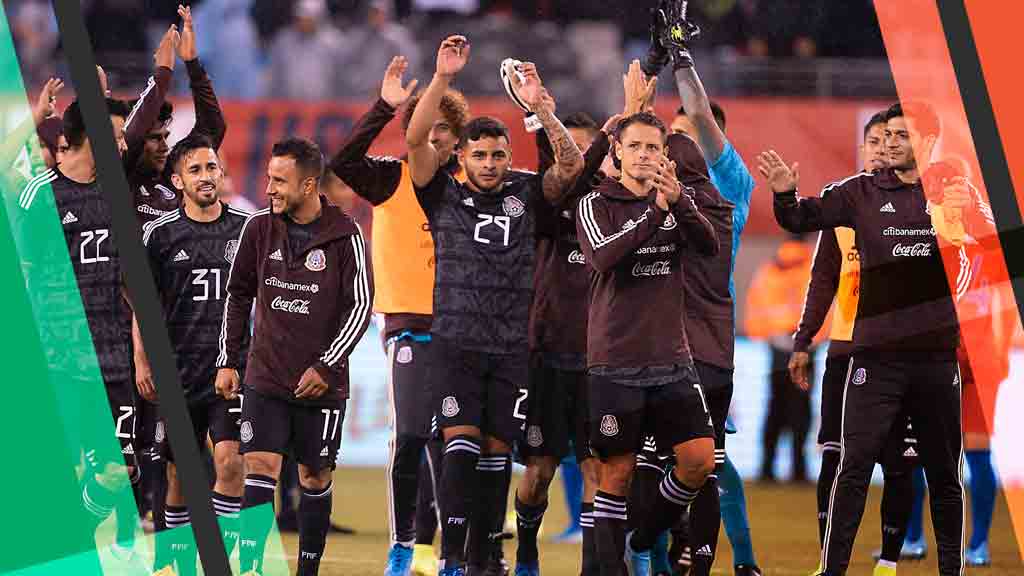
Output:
[
  {"xmin": 503, "ymin": 195, "xmax": 526, "ymax": 218},
  {"xmin": 240, "ymin": 421, "xmax": 253, "ymax": 443},
  {"xmin": 568, "ymin": 249, "xmax": 586, "ymax": 265},
  {"xmin": 632, "ymin": 260, "xmax": 672, "ymax": 277},
  {"xmin": 527, "ymin": 425, "xmax": 544, "ymax": 448},
  {"xmin": 600, "ymin": 414, "xmax": 619, "ymax": 437},
  {"xmin": 305, "ymin": 248, "xmax": 327, "ymax": 272},
  {"xmin": 271, "ymin": 296, "xmax": 310, "ymax": 315},
  {"xmin": 892, "ymin": 242, "xmax": 933, "ymax": 257},
  {"xmin": 441, "ymin": 396, "xmax": 460, "ymax": 418},
  {"xmin": 852, "ymin": 367, "xmax": 867, "ymax": 386},
  {"xmin": 224, "ymin": 239, "xmax": 239, "ymax": 263}
]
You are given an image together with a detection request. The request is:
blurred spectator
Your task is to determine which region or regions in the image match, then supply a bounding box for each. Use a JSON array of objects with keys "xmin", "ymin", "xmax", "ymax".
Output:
[
  {"xmin": 411, "ymin": 0, "xmax": 479, "ymax": 18},
  {"xmin": 744, "ymin": 235, "xmax": 817, "ymax": 483},
  {"xmin": 335, "ymin": 0, "xmax": 420, "ymax": 99},
  {"xmin": 745, "ymin": 0, "xmax": 823, "ymax": 59},
  {"xmin": 267, "ymin": 0, "xmax": 345, "ymax": 100},
  {"xmin": 10, "ymin": 0, "xmax": 58, "ymax": 86},
  {"xmin": 193, "ymin": 0, "xmax": 266, "ymax": 99}
]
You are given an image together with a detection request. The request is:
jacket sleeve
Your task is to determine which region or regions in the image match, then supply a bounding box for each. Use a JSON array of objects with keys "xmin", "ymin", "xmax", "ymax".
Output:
[
  {"xmin": 672, "ymin": 188, "xmax": 718, "ymax": 256},
  {"xmin": 217, "ymin": 213, "xmax": 260, "ymax": 370},
  {"xmin": 182, "ymin": 59, "xmax": 227, "ymax": 150},
  {"xmin": 773, "ymin": 180, "xmax": 857, "ymax": 233},
  {"xmin": 576, "ymin": 190, "xmax": 667, "ymax": 273},
  {"xmin": 314, "ymin": 227, "xmax": 374, "ymax": 375},
  {"xmin": 965, "ymin": 182, "xmax": 998, "ymax": 248},
  {"xmin": 328, "ymin": 98, "xmax": 405, "ymax": 206},
  {"xmin": 124, "ymin": 66, "xmax": 173, "ymax": 168},
  {"xmin": 793, "ymin": 228, "xmax": 842, "ymax": 352}
]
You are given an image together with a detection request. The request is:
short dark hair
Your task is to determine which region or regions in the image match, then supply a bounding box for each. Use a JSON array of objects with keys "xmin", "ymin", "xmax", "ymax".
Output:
[
  {"xmin": 271, "ymin": 137, "xmax": 324, "ymax": 182},
  {"xmin": 167, "ymin": 134, "xmax": 216, "ymax": 174},
  {"xmin": 614, "ymin": 111, "xmax": 668, "ymax": 142},
  {"xmin": 676, "ymin": 101, "xmax": 727, "ymax": 132},
  {"xmin": 457, "ymin": 116, "xmax": 510, "ymax": 149},
  {"xmin": 563, "ymin": 112, "xmax": 599, "ymax": 131},
  {"xmin": 402, "ymin": 88, "xmax": 470, "ymax": 139},
  {"xmin": 885, "ymin": 101, "xmax": 940, "ymax": 139},
  {"xmin": 863, "ymin": 111, "xmax": 887, "ymax": 139},
  {"xmin": 63, "ymin": 98, "xmax": 130, "ymax": 148}
]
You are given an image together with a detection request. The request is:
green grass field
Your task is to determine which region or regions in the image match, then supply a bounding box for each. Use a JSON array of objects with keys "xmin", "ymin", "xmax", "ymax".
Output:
[{"xmin": 269, "ymin": 467, "xmax": 1022, "ymax": 575}]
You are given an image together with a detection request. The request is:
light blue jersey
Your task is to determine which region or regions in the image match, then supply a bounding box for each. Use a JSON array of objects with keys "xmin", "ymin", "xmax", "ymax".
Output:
[{"xmin": 707, "ymin": 139, "xmax": 754, "ymax": 299}]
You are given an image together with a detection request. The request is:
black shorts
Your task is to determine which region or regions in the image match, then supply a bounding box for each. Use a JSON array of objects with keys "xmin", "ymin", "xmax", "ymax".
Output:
[
  {"xmin": 238, "ymin": 389, "xmax": 346, "ymax": 471},
  {"xmin": 388, "ymin": 337, "xmax": 439, "ymax": 440},
  {"xmin": 159, "ymin": 396, "xmax": 243, "ymax": 463},
  {"xmin": 520, "ymin": 353, "xmax": 589, "ymax": 462},
  {"xmin": 434, "ymin": 340, "xmax": 529, "ymax": 446},
  {"xmin": 105, "ymin": 379, "xmax": 137, "ymax": 468},
  {"xmin": 588, "ymin": 364, "xmax": 714, "ymax": 460},
  {"xmin": 694, "ymin": 360, "xmax": 733, "ymax": 464},
  {"xmin": 819, "ymin": 354, "xmax": 918, "ymax": 467}
]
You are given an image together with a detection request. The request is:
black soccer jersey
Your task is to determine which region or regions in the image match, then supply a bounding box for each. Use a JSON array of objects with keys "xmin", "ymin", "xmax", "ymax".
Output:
[
  {"xmin": 47, "ymin": 169, "xmax": 132, "ymax": 386},
  {"xmin": 416, "ymin": 170, "xmax": 541, "ymax": 354},
  {"xmin": 143, "ymin": 203, "xmax": 251, "ymax": 403}
]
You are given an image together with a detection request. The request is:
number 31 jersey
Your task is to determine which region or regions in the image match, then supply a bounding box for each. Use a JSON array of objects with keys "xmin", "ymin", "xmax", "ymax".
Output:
[{"xmin": 143, "ymin": 204, "xmax": 251, "ymax": 403}]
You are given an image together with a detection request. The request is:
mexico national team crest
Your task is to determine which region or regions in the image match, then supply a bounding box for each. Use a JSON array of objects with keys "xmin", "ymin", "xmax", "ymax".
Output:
[
  {"xmin": 154, "ymin": 421, "xmax": 165, "ymax": 444},
  {"xmin": 503, "ymin": 195, "xmax": 526, "ymax": 218},
  {"xmin": 600, "ymin": 415, "xmax": 619, "ymax": 437},
  {"xmin": 240, "ymin": 421, "xmax": 254, "ymax": 443},
  {"xmin": 224, "ymin": 239, "xmax": 239, "ymax": 264},
  {"xmin": 527, "ymin": 425, "xmax": 544, "ymax": 448},
  {"xmin": 660, "ymin": 212, "xmax": 678, "ymax": 230},
  {"xmin": 397, "ymin": 346, "xmax": 413, "ymax": 364},
  {"xmin": 852, "ymin": 367, "xmax": 867, "ymax": 386},
  {"xmin": 305, "ymin": 249, "xmax": 327, "ymax": 272},
  {"xmin": 441, "ymin": 396, "xmax": 460, "ymax": 418}
]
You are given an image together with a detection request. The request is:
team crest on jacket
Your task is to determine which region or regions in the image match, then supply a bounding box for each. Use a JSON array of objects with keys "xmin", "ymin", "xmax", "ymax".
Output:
[
  {"xmin": 240, "ymin": 421, "xmax": 254, "ymax": 443},
  {"xmin": 305, "ymin": 249, "xmax": 327, "ymax": 272},
  {"xmin": 660, "ymin": 213, "xmax": 678, "ymax": 230},
  {"xmin": 157, "ymin": 184, "xmax": 177, "ymax": 201},
  {"xmin": 397, "ymin": 346, "xmax": 413, "ymax": 364},
  {"xmin": 225, "ymin": 239, "xmax": 239, "ymax": 263},
  {"xmin": 852, "ymin": 367, "xmax": 867, "ymax": 386},
  {"xmin": 600, "ymin": 415, "xmax": 619, "ymax": 437},
  {"xmin": 154, "ymin": 421, "xmax": 165, "ymax": 444},
  {"xmin": 503, "ymin": 195, "xmax": 526, "ymax": 218},
  {"xmin": 527, "ymin": 425, "xmax": 544, "ymax": 447},
  {"xmin": 441, "ymin": 396, "xmax": 460, "ymax": 418}
]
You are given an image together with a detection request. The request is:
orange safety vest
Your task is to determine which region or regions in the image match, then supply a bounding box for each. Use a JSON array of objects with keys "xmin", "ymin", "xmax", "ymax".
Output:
[{"xmin": 830, "ymin": 227, "xmax": 860, "ymax": 342}]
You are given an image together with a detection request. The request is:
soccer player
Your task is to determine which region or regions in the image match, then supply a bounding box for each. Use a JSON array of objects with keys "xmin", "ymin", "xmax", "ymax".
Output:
[
  {"xmin": 329, "ymin": 55, "xmax": 468, "ymax": 576},
  {"xmin": 641, "ymin": 9, "xmax": 761, "ymax": 572},
  {"xmin": 576, "ymin": 111, "xmax": 718, "ymax": 576},
  {"xmin": 788, "ymin": 113, "xmax": 919, "ymax": 576},
  {"xmin": 142, "ymin": 135, "xmax": 250, "ymax": 574},
  {"xmin": 216, "ymin": 137, "xmax": 373, "ymax": 575},
  {"xmin": 405, "ymin": 36, "xmax": 583, "ymax": 576},
  {"xmin": 760, "ymin": 101, "xmax": 995, "ymax": 576}
]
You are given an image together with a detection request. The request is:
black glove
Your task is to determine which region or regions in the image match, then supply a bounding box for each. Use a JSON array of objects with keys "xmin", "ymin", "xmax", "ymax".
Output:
[
  {"xmin": 640, "ymin": 7, "xmax": 670, "ymax": 77},
  {"xmin": 656, "ymin": 0, "xmax": 701, "ymax": 70}
]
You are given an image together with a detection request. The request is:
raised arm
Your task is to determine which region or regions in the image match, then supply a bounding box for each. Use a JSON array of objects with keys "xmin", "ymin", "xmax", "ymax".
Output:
[
  {"xmin": 758, "ymin": 150, "xmax": 856, "ymax": 233},
  {"xmin": 124, "ymin": 25, "xmax": 177, "ymax": 165},
  {"xmin": 674, "ymin": 67, "xmax": 726, "ymax": 163},
  {"xmin": 176, "ymin": 5, "xmax": 227, "ymax": 150},
  {"xmin": 407, "ymin": 36, "xmax": 469, "ymax": 188},
  {"xmin": 576, "ymin": 191, "xmax": 668, "ymax": 273},
  {"xmin": 329, "ymin": 56, "xmax": 416, "ymax": 205}
]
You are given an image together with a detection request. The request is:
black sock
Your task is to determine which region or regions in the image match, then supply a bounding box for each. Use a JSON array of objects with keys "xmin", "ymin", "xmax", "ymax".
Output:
[
  {"xmin": 631, "ymin": 470, "xmax": 700, "ymax": 552},
  {"xmin": 240, "ymin": 474, "xmax": 277, "ymax": 574},
  {"xmin": 515, "ymin": 494, "xmax": 548, "ymax": 566},
  {"xmin": 469, "ymin": 454, "xmax": 510, "ymax": 566},
  {"xmin": 297, "ymin": 481, "xmax": 333, "ymax": 576},
  {"xmin": 879, "ymin": 467, "xmax": 913, "ymax": 563},
  {"xmin": 594, "ymin": 491, "xmax": 628, "ymax": 576},
  {"xmin": 817, "ymin": 449, "xmax": 840, "ymax": 548},
  {"xmin": 415, "ymin": 438, "xmax": 443, "ymax": 546},
  {"xmin": 688, "ymin": 473, "xmax": 721, "ymax": 576},
  {"xmin": 164, "ymin": 505, "xmax": 197, "ymax": 576},
  {"xmin": 628, "ymin": 457, "xmax": 664, "ymax": 532},
  {"xmin": 580, "ymin": 502, "xmax": 599, "ymax": 576},
  {"xmin": 439, "ymin": 435, "xmax": 480, "ymax": 568},
  {"xmin": 212, "ymin": 491, "xmax": 241, "ymax": 556}
]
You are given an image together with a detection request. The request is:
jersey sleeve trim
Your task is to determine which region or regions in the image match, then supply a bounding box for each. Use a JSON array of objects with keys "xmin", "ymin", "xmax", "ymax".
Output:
[
  {"xmin": 320, "ymin": 228, "xmax": 371, "ymax": 366},
  {"xmin": 141, "ymin": 209, "xmax": 182, "ymax": 246},
  {"xmin": 18, "ymin": 168, "xmax": 57, "ymax": 210},
  {"xmin": 217, "ymin": 207, "xmax": 269, "ymax": 367}
]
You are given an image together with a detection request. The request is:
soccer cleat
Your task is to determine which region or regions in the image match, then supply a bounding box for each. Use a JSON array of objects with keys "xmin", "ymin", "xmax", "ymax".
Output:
[
  {"xmin": 385, "ymin": 543, "xmax": 414, "ymax": 576},
  {"xmin": 513, "ymin": 562, "xmax": 539, "ymax": 576},
  {"xmin": 625, "ymin": 532, "xmax": 651, "ymax": 576},
  {"xmin": 734, "ymin": 564, "xmax": 763, "ymax": 576},
  {"xmin": 412, "ymin": 544, "xmax": 439, "ymax": 576},
  {"xmin": 872, "ymin": 562, "xmax": 897, "ymax": 576},
  {"xmin": 439, "ymin": 567, "xmax": 466, "ymax": 576},
  {"xmin": 965, "ymin": 542, "xmax": 991, "ymax": 567},
  {"xmin": 899, "ymin": 537, "xmax": 927, "ymax": 560}
]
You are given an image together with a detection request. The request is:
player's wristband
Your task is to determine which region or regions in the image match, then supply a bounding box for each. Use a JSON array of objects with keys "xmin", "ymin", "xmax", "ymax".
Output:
[{"xmin": 523, "ymin": 113, "xmax": 543, "ymax": 133}]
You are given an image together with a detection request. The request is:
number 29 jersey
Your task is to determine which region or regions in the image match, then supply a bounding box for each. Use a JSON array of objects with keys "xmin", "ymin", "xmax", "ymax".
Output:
[
  {"xmin": 143, "ymin": 204, "xmax": 251, "ymax": 403},
  {"xmin": 416, "ymin": 170, "xmax": 541, "ymax": 354}
]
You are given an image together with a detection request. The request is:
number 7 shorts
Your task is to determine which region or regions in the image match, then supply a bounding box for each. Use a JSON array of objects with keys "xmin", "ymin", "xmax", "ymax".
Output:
[{"xmin": 238, "ymin": 388, "xmax": 347, "ymax": 471}]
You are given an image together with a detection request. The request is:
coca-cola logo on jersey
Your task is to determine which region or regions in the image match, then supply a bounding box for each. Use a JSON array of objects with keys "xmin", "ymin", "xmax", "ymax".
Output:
[
  {"xmin": 892, "ymin": 242, "xmax": 933, "ymax": 257},
  {"xmin": 271, "ymin": 296, "xmax": 310, "ymax": 315},
  {"xmin": 632, "ymin": 260, "xmax": 672, "ymax": 277},
  {"xmin": 568, "ymin": 250, "xmax": 586, "ymax": 265}
]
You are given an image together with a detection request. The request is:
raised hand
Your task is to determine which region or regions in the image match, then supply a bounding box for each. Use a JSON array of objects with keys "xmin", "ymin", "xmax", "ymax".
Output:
[
  {"xmin": 177, "ymin": 4, "xmax": 197, "ymax": 61},
  {"xmin": 623, "ymin": 60, "xmax": 657, "ymax": 116},
  {"xmin": 155, "ymin": 24, "xmax": 180, "ymax": 70},
  {"xmin": 436, "ymin": 35, "xmax": 470, "ymax": 79},
  {"xmin": 511, "ymin": 61, "xmax": 545, "ymax": 112},
  {"xmin": 381, "ymin": 56, "xmax": 419, "ymax": 109},
  {"xmin": 601, "ymin": 113, "xmax": 624, "ymax": 136},
  {"xmin": 650, "ymin": 155, "xmax": 682, "ymax": 205},
  {"xmin": 757, "ymin": 149, "xmax": 800, "ymax": 193},
  {"xmin": 32, "ymin": 77, "xmax": 64, "ymax": 125}
]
